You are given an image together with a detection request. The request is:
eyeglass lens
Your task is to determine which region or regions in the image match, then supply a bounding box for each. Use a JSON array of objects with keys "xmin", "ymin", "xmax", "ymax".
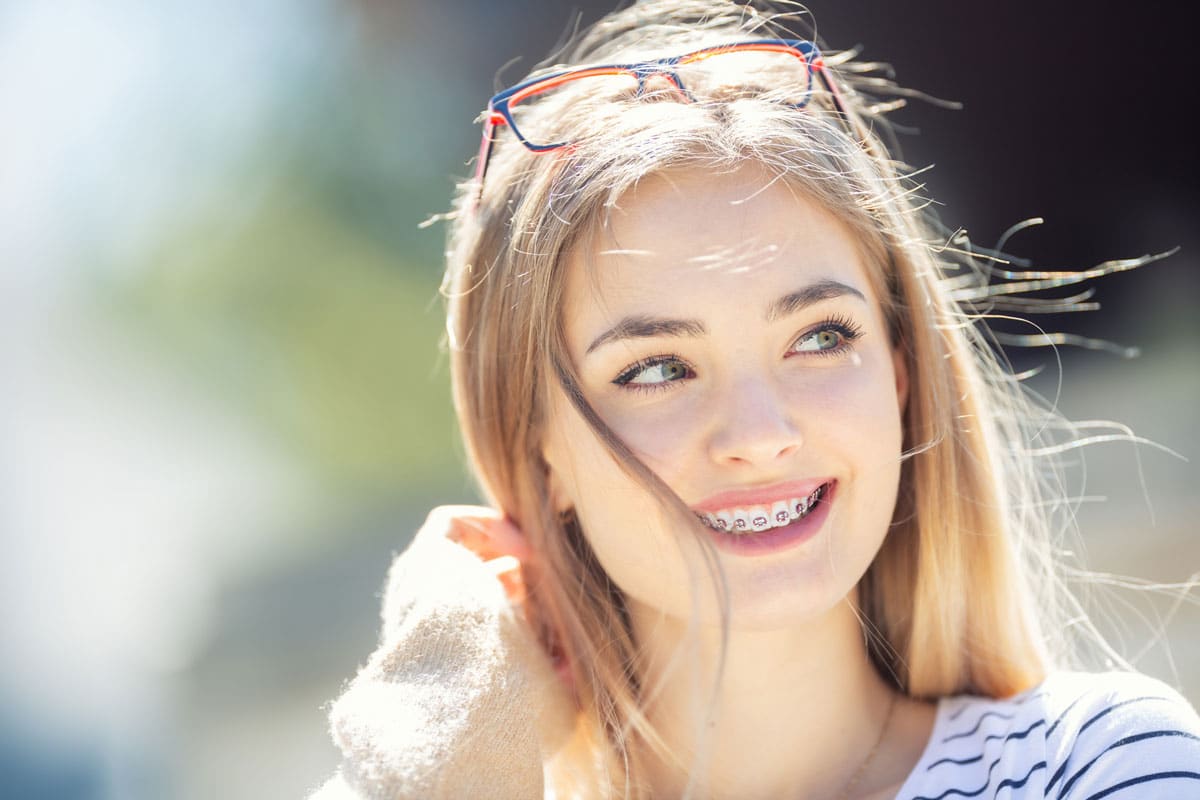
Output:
[{"xmin": 506, "ymin": 48, "xmax": 815, "ymax": 148}]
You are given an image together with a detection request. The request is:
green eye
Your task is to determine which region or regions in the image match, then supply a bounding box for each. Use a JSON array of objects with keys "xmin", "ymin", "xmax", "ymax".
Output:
[
  {"xmin": 794, "ymin": 329, "xmax": 843, "ymax": 352},
  {"xmin": 615, "ymin": 357, "xmax": 693, "ymax": 387},
  {"xmin": 791, "ymin": 317, "xmax": 864, "ymax": 356}
]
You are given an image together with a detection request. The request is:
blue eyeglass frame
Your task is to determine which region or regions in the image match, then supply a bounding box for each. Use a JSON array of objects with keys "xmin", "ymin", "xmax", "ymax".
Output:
[{"xmin": 471, "ymin": 38, "xmax": 850, "ymax": 191}]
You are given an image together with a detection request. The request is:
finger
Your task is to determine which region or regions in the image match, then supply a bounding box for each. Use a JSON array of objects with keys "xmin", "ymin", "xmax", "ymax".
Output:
[
  {"xmin": 447, "ymin": 514, "xmax": 533, "ymax": 563},
  {"xmin": 485, "ymin": 555, "xmax": 527, "ymax": 605},
  {"xmin": 413, "ymin": 505, "xmax": 500, "ymax": 550},
  {"xmin": 452, "ymin": 526, "xmax": 533, "ymax": 563}
]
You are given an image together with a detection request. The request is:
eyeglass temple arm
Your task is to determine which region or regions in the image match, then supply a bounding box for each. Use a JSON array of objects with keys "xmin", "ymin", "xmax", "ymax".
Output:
[
  {"xmin": 472, "ymin": 109, "xmax": 506, "ymax": 207},
  {"xmin": 815, "ymin": 62, "xmax": 867, "ymax": 142}
]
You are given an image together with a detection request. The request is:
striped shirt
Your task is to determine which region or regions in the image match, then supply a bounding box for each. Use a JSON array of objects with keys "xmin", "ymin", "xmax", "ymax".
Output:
[{"xmin": 894, "ymin": 670, "xmax": 1200, "ymax": 799}]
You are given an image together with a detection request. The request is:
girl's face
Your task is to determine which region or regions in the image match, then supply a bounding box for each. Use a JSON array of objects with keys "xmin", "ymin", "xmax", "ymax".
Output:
[{"xmin": 542, "ymin": 165, "xmax": 908, "ymax": 629}]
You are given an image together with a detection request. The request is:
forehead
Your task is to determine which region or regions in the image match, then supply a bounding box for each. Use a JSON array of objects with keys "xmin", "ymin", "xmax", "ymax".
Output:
[{"xmin": 564, "ymin": 165, "xmax": 879, "ymax": 319}]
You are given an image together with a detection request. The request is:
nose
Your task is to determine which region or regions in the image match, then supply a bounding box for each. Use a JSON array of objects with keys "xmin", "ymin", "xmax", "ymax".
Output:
[{"xmin": 706, "ymin": 376, "xmax": 803, "ymax": 467}]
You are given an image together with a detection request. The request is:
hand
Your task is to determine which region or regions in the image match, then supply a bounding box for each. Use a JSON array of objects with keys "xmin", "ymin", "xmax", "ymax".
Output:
[
  {"xmin": 415, "ymin": 506, "xmax": 573, "ymax": 694},
  {"xmin": 418, "ymin": 505, "xmax": 533, "ymax": 606},
  {"xmin": 327, "ymin": 505, "xmax": 577, "ymax": 799}
]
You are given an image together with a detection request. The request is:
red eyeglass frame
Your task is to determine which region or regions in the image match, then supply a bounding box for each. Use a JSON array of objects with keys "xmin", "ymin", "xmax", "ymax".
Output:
[{"xmin": 471, "ymin": 38, "xmax": 852, "ymax": 195}]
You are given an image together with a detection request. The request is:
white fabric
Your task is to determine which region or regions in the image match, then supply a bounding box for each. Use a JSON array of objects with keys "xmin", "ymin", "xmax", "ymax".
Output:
[{"xmin": 894, "ymin": 670, "xmax": 1200, "ymax": 800}]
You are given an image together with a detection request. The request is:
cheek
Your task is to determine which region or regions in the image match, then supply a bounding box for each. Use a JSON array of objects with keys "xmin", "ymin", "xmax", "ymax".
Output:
[
  {"xmin": 789, "ymin": 357, "xmax": 903, "ymax": 441},
  {"xmin": 816, "ymin": 360, "xmax": 905, "ymax": 517},
  {"xmin": 598, "ymin": 397, "xmax": 704, "ymax": 473},
  {"xmin": 790, "ymin": 360, "xmax": 905, "ymax": 532},
  {"xmin": 544, "ymin": 395, "xmax": 673, "ymax": 538},
  {"xmin": 543, "ymin": 396, "xmax": 697, "ymax": 605}
]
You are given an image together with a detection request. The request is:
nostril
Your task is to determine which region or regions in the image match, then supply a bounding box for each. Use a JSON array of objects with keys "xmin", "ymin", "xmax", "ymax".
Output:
[{"xmin": 713, "ymin": 435, "xmax": 803, "ymax": 467}]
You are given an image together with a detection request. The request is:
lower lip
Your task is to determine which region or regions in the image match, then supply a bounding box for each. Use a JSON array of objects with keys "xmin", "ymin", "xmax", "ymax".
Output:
[{"xmin": 703, "ymin": 481, "xmax": 837, "ymax": 557}]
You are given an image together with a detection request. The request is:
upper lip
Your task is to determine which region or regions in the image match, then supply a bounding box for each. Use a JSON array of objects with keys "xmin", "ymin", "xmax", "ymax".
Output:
[{"xmin": 691, "ymin": 478, "xmax": 835, "ymax": 514}]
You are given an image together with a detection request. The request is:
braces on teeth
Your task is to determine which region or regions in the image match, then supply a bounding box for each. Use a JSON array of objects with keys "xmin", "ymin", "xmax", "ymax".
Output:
[{"xmin": 698, "ymin": 483, "xmax": 828, "ymax": 534}]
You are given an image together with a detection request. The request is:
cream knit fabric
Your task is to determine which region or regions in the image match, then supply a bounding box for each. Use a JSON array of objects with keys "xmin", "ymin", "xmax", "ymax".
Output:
[{"xmin": 310, "ymin": 532, "xmax": 575, "ymax": 800}]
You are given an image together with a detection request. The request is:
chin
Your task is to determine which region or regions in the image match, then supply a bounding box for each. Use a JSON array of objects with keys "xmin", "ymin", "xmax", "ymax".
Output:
[{"xmin": 719, "ymin": 571, "xmax": 859, "ymax": 632}]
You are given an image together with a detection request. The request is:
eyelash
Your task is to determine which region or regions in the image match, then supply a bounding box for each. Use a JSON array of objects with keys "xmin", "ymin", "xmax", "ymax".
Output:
[
  {"xmin": 613, "ymin": 355, "xmax": 696, "ymax": 391},
  {"xmin": 788, "ymin": 314, "xmax": 864, "ymax": 359},
  {"xmin": 611, "ymin": 314, "xmax": 865, "ymax": 393}
]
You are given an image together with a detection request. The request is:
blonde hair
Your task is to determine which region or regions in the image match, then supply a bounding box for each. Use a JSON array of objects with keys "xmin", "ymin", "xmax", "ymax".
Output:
[{"xmin": 439, "ymin": 0, "xmax": 1137, "ymax": 794}]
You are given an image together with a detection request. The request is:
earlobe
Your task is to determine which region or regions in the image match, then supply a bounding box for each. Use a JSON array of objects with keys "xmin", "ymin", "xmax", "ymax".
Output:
[
  {"xmin": 892, "ymin": 345, "xmax": 910, "ymax": 416},
  {"xmin": 541, "ymin": 451, "xmax": 574, "ymax": 516}
]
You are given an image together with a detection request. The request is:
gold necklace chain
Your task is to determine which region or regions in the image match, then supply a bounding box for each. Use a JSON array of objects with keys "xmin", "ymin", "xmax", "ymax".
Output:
[{"xmin": 836, "ymin": 690, "xmax": 898, "ymax": 800}]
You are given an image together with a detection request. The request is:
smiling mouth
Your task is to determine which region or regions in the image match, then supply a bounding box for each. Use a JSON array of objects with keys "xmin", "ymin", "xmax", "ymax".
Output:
[{"xmin": 696, "ymin": 482, "xmax": 831, "ymax": 535}]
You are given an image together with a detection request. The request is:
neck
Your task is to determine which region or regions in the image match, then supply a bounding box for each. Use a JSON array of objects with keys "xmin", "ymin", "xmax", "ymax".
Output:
[{"xmin": 629, "ymin": 589, "xmax": 900, "ymax": 799}]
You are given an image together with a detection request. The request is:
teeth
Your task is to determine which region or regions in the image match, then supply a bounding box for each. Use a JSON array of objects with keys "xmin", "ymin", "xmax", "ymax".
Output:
[{"xmin": 698, "ymin": 483, "xmax": 830, "ymax": 536}]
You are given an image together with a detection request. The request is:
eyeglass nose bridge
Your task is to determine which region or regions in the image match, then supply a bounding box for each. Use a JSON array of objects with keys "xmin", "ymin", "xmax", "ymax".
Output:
[{"xmin": 630, "ymin": 63, "xmax": 694, "ymax": 102}]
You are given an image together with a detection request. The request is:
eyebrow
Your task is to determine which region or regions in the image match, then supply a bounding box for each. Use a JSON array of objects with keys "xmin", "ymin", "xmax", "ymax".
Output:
[
  {"xmin": 584, "ymin": 279, "xmax": 867, "ymax": 355},
  {"xmin": 585, "ymin": 316, "xmax": 705, "ymax": 355},
  {"xmin": 765, "ymin": 279, "xmax": 866, "ymax": 323}
]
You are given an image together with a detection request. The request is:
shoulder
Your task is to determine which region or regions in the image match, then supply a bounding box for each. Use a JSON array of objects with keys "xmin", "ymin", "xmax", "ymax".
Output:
[
  {"xmin": 901, "ymin": 671, "xmax": 1200, "ymax": 800},
  {"xmin": 1038, "ymin": 670, "xmax": 1200, "ymax": 799}
]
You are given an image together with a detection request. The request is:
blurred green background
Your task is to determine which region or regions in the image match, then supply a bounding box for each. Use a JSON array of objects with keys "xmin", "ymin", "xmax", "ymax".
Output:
[{"xmin": 2, "ymin": 2, "xmax": 1196, "ymax": 798}]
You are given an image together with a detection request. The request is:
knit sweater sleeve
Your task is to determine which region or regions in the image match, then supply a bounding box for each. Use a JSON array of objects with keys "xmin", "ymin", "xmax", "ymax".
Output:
[{"xmin": 308, "ymin": 532, "xmax": 574, "ymax": 800}]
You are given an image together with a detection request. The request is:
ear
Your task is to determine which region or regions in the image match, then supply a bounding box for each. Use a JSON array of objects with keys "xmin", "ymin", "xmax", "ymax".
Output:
[
  {"xmin": 538, "ymin": 377, "xmax": 577, "ymax": 516},
  {"xmin": 547, "ymin": 469, "xmax": 573, "ymax": 516},
  {"xmin": 541, "ymin": 448, "xmax": 575, "ymax": 516},
  {"xmin": 891, "ymin": 344, "xmax": 910, "ymax": 417}
]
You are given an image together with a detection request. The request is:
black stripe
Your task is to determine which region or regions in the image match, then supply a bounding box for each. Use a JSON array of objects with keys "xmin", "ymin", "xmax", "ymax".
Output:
[
  {"xmin": 1077, "ymin": 696, "xmax": 1170, "ymax": 738},
  {"xmin": 1046, "ymin": 745, "xmax": 1071, "ymax": 792},
  {"xmin": 928, "ymin": 754, "xmax": 984, "ymax": 769},
  {"xmin": 944, "ymin": 711, "xmax": 1018, "ymax": 743},
  {"xmin": 930, "ymin": 719, "xmax": 1046, "ymax": 772},
  {"xmin": 912, "ymin": 760, "xmax": 1046, "ymax": 800},
  {"xmin": 982, "ymin": 718, "xmax": 1046, "ymax": 748},
  {"xmin": 995, "ymin": 761, "xmax": 1048, "ymax": 795},
  {"xmin": 948, "ymin": 688, "xmax": 1048, "ymax": 722},
  {"xmin": 1057, "ymin": 730, "xmax": 1200, "ymax": 799},
  {"xmin": 1046, "ymin": 689, "xmax": 1092, "ymax": 739},
  {"xmin": 1082, "ymin": 771, "xmax": 1200, "ymax": 800},
  {"xmin": 1046, "ymin": 696, "xmax": 1176, "ymax": 794}
]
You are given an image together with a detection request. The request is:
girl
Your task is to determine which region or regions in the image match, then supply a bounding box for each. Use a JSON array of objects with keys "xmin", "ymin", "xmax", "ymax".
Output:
[{"xmin": 313, "ymin": 1, "xmax": 1200, "ymax": 797}]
